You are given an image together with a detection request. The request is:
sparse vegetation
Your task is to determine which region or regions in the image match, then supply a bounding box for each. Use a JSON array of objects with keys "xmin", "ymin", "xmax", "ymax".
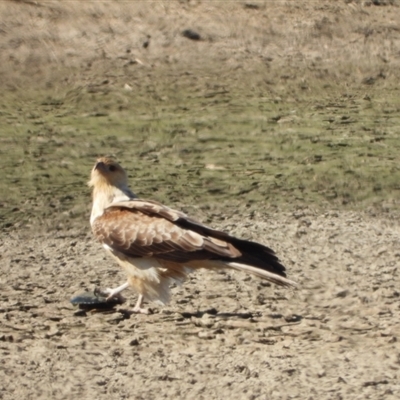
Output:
[{"xmin": 1, "ymin": 0, "xmax": 400, "ymax": 231}]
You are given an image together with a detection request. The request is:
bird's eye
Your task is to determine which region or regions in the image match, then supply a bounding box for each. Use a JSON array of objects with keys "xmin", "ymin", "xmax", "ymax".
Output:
[{"xmin": 109, "ymin": 165, "xmax": 117, "ymax": 172}]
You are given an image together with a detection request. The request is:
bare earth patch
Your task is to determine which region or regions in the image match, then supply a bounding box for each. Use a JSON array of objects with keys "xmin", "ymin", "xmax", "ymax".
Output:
[{"xmin": 1, "ymin": 211, "xmax": 399, "ymax": 399}]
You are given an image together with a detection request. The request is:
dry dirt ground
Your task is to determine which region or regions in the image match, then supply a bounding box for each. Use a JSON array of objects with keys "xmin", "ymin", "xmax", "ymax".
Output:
[
  {"xmin": 1, "ymin": 211, "xmax": 400, "ymax": 399},
  {"xmin": 1, "ymin": 1, "xmax": 400, "ymax": 399}
]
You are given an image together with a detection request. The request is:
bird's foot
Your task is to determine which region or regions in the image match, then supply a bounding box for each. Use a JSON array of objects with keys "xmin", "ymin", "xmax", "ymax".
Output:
[
  {"xmin": 131, "ymin": 306, "xmax": 151, "ymax": 315},
  {"xmin": 97, "ymin": 281, "xmax": 130, "ymax": 301},
  {"xmin": 100, "ymin": 287, "xmax": 128, "ymax": 303},
  {"xmin": 130, "ymin": 294, "xmax": 151, "ymax": 314}
]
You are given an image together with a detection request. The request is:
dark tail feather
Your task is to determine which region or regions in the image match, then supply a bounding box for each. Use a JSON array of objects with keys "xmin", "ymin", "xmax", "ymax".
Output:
[
  {"xmin": 176, "ymin": 217, "xmax": 294, "ymax": 285},
  {"xmin": 223, "ymin": 236, "xmax": 289, "ymax": 279}
]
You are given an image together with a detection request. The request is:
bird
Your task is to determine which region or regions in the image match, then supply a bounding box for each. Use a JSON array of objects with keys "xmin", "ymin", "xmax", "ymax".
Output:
[{"xmin": 89, "ymin": 157, "xmax": 296, "ymax": 313}]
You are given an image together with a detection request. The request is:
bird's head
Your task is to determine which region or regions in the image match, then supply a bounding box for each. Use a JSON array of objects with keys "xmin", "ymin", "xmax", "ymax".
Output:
[
  {"xmin": 88, "ymin": 157, "xmax": 128, "ymax": 189},
  {"xmin": 89, "ymin": 157, "xmax": 136, "ymax": 223}
]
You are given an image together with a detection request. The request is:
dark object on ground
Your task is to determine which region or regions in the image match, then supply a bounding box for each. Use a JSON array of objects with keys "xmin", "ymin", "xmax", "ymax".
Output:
[
  {"xmin": 182, "ymin": 29, "xmax": 201, "ymax": 41},
  {"xmin": 70, "ymin": 288, "xmax": 126, "ymax": 311}
]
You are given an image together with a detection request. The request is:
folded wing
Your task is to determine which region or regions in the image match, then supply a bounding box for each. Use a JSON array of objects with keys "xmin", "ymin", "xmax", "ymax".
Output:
[{"xmin": 92, "ymin": 199, "xmax": 294, "ymax": 286}]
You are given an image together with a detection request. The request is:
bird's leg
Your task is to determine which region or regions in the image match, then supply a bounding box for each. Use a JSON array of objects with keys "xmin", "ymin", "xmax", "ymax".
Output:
[
  {"xmin": 102, "ymin": 284, "xmax": 149, "ymax": 314},
  {"xmin": 131, "ymin": 294, "xmax": 150, "ymax": 314},
  {"xmin": 103, "ymin": 281, "xmax": 130, "ymax": 301}
]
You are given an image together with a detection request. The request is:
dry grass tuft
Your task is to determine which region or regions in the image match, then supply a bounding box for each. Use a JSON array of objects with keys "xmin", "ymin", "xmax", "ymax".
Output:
[{"xmin": 0, "ymin": 0, "xmax": 399, "ymax": 90}]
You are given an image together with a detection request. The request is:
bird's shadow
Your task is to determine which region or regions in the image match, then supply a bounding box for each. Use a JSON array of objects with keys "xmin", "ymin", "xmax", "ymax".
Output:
[
  {"xmin": 180, "ymin": 309, "xmax": 304, "ymax": 323},
  {"xmin": 180, "ymin": 308, "xmax": 257, "ymax": 320}
]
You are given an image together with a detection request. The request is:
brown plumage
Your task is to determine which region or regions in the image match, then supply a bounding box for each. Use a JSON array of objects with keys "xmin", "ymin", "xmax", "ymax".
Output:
[{"xmin": 89, "ymin": 157, "xmax": 296, "ymax": 313}]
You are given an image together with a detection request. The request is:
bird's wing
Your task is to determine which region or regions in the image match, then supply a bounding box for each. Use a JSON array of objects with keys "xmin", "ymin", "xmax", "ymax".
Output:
[
  {"xmin": 92, "ymin": 201, "xmax": 241, "ymax": 263},
  {"xmin": 92, "ymin": 199, "xmax": 290, "ymax": 281}
]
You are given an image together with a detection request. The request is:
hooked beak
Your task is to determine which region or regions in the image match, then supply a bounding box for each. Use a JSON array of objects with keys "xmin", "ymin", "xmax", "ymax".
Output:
[{"xmin": 94, "ymin": 161, "xmax": 106, "ymax": 172}]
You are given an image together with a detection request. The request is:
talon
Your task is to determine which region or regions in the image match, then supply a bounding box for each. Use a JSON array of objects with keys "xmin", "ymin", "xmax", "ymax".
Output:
[{"xmin": 132, "ymin": 307, "xmax": 151, "ymax": 315}]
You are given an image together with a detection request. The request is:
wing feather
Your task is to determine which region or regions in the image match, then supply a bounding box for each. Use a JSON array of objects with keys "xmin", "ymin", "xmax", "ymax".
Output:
[{"xmin": 92, "ymin": 207, "xmax": 238, "ymax": 263}]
